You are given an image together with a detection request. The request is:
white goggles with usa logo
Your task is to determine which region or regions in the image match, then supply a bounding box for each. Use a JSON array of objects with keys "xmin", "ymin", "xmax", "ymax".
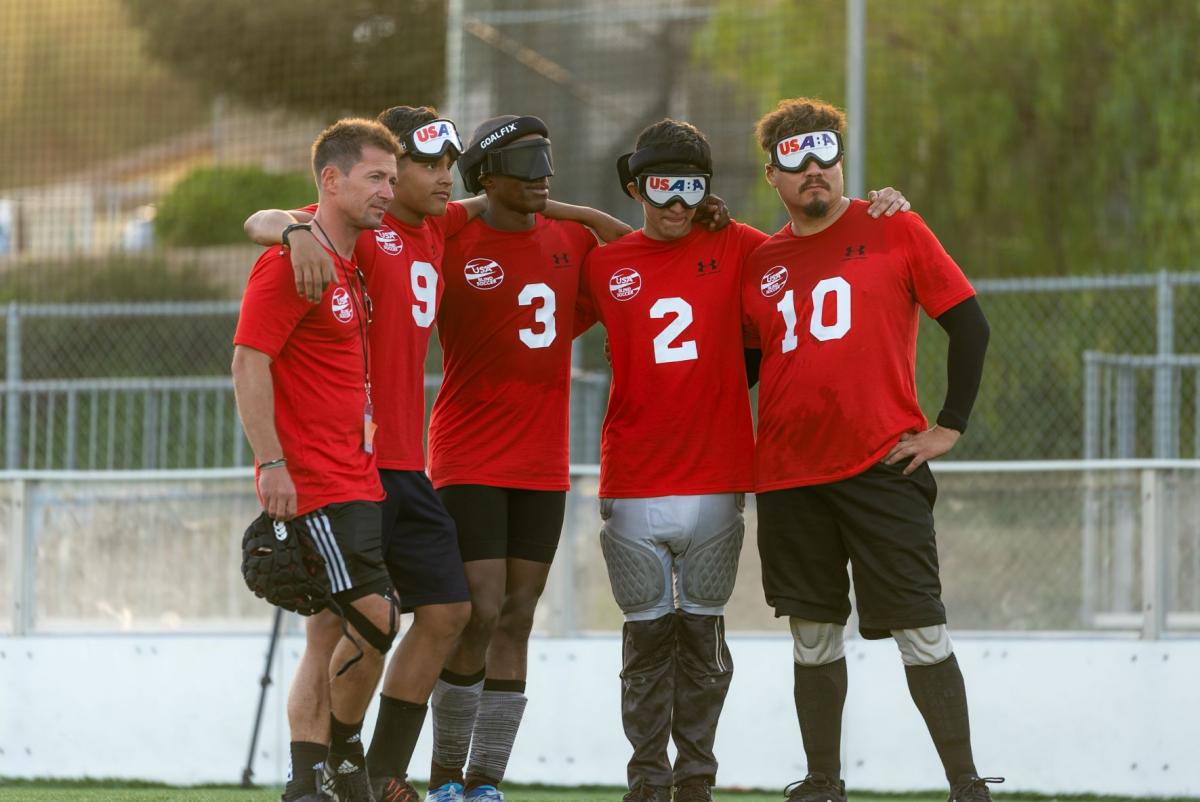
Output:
[
  {"xmin": 771, "ymin": 130, "xmax": 843, "ymax": 172},
  {"xmin": 637, "ymin": 173, "xmax": 710, "ymax": 209},
  {"xmin": 401, "ymin": 119, "xmax": 464, "ymax": 161}
]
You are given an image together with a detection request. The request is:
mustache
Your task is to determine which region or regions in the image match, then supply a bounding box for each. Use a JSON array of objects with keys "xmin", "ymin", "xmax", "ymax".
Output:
[{"xmin": 801, "ymin": 179, "xmax": 830, "ymax": 190}]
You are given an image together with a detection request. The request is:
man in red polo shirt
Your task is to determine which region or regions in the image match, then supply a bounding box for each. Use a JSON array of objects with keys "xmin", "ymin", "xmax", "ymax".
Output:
[
  {"xmin": 233, "ymin": 118, "xmax": 402, "ymax": 802},
  {"xmin": 741, "ymin": 97, "xmax": 995, "ymax": 802},
  {"xmin": 577, "ymin": 119, "xmax": 908, "ymax": 802}
]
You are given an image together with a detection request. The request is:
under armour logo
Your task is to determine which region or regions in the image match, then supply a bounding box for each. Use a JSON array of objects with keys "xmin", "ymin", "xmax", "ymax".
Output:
[
  {"xmin": 697, "ymin": 258, "xmax": 719, "ymax": 275},
  {"xmin": 551, "ymin": 252, "xmax": 570, "ymax": 266},
  {"xmin": 844, "ymin": 244, "xmax": 866, "ymax": 258}
]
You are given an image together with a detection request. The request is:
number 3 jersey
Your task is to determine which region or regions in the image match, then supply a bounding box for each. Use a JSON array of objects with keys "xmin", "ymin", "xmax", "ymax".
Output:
[
  {"xmin": 427, "ymin": 215, "xmax": 598, "ymax": 491},
  {"xmin": 741, "ymin": 200, "xmax": 975, "ymax": 491},
  {"xmin": 578, "ymin": 222, "xmax": 768, "ymax": 498}
]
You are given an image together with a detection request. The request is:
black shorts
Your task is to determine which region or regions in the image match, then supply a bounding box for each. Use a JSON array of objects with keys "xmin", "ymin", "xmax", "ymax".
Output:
[
  {"xmin": 298, "ymin": 501, "xmax": 391, "ymax": 605},
  {"xmin": 379, "ymin": 470, "xmax": 471, "ymax": 611},
  {"xmin": 756, "ymin": 459, "xmax": 946, "ymax": 639},
  {"xmin": 438, "ymin": 484, "xmax": 566, "ymax": 564}
]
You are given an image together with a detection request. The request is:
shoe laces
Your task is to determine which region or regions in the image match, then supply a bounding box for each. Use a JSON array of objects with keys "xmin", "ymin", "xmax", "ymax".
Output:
[
  {"xmin": 675, "ymin": 783, "xmax": 712, "ymax": 802},
  {"xmin": 427, "ymin": 783, "xmax": 465, "ymax": 802},
  {"xmin": 785, "ymin": 774, "xmax": 842, "ymax": 801},
  {"xmin": 323, "ymin": 762, "xmax": 372, "ymax": 802},
  {"xmin": 950, "ymin": 776, "xmax": 1004, "ymax": 802},
  {"xmin": 377, "ymin": 777, "xmax": 420, "ymax": 802},
  {"xmin": 623, "ymin": 784, "xmax": 669, "ymax": 802}
]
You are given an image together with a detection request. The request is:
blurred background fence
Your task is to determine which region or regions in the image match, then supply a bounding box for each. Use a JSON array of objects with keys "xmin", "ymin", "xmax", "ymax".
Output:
[{"xmin": 3, "ymin": 0, "xmax": 1200, "ymax": 639}]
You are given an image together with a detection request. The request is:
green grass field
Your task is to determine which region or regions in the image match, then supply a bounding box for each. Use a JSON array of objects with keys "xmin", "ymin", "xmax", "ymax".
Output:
[{"xmin": 0, "ymin": 781, "xmax": 1161, "ymax": 802}]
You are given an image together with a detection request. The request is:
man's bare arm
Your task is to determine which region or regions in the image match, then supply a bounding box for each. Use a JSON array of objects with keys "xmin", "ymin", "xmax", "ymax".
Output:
[
  {"xmin": 232, "ymin": 345, "xmax": 298, "ymax": 520},
  {"xmin": 543, "ymin": 200, "xmax": 633, "ymax": 243}
]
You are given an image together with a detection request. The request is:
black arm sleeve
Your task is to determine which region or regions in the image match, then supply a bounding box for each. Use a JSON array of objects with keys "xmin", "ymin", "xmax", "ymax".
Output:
[
  {"xmin": 933, "ymin": 296, "xmax": 990, "ymax": 433},
  {"xmin": 744, "ymin": 348, "xmax": 763, "ymax": 389}
]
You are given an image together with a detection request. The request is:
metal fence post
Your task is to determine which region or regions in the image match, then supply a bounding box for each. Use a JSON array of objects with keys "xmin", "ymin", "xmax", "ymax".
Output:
[
  {"xmin": 8, "ymin": 478, "xmax": 33, "ymax": 635},
  {"xmin": 1140, "ymin": 468, "xmax": 1167, "ymax": 639},
  {"xmin": 5, "ymin": 302, "xmax": 21, "ymax": 469},
  {"xmin": 1154, "ymin": 271, "xmax": 1175, "ymax": 458}
]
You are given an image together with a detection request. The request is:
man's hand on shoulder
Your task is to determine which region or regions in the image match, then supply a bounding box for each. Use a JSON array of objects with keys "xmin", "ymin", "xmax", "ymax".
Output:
[
  {"xmin": 694, "ymin": 194, "xmax": 731, "ymax": 231},
  {"xmin": 883, "ymin": 425, "xmax": 960, "ymax": 474},
  {"xmin": 866, "ymin": 187, "xmax": 911, "ymax": 218},
  {"xmin": 288, "ymin": 229, "xmax": 335, "ymax": 304}
]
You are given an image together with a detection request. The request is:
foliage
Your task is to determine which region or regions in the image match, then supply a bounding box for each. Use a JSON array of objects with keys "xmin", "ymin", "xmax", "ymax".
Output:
[
  {"xmin": 154, "ymin": 166, "xmax": 314, "ymax": 247},
  {"xmin": 0, "ymin": 0, "xmax": 207, "ymax": 189},
  {"xmin": 695, "ymin": 0, "xmax": 1200, "ymax": 278},
  {"xmin": 121, "ymin": 0, "xmax": 447, "ymax": 120}
]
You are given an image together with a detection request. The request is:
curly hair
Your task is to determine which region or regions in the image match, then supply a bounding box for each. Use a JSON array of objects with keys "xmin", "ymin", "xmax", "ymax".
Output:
[{"xmin": 754, "ymin": 98, "xmax": 846, "ymax": 153}]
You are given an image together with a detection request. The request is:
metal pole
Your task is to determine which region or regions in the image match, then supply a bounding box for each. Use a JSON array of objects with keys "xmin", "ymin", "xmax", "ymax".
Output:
[
  {"xmin": 1154, "ymin": 271, "xmax": 1175, "ymax": 458},
  {"xmin": 846, "ymin": 0, "xmax": 866, "ymax": 200},
  {"xmin": 1140, "ymin": 468, "xmax": 1166, "ymax": 639},
  {"xmin": 242, "ymin": 607, "xmax": 285, "ymax": 787},
  {"xmin": 444, "ymin": 0, "xmax": 466, "ymax": 123},
  {"xmin": 6, "ymin": 302, "xmax": 21, "ymax": 469}
]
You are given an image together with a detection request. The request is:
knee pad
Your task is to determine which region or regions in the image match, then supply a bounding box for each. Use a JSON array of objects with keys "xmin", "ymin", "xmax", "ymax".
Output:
[
  {"xmin": 891, "ymin": 624, "xmax": 953, "ymax": 666},
  {"xmin": 600, "ymin": 525, "xmax": 666, "ymax": 614},
  {"xmin": 680, "ymin": 518, "xmax": 744, "ymax": 608},
  {"xmin": 339, "ymin": 591, "xmax": 400, "ymax": 657},
  {"xmin": 789, "ymin": 618, "xmax": 845, "ymax": 666}
]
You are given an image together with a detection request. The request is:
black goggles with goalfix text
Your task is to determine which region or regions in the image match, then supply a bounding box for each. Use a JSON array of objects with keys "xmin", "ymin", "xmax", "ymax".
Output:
[
  {"xmin": 770, "ymin": 130, "xmax": 843, "ymax": 172},
  {"xmin": 399, "ymin": 119, "xmax": 463, "ymax": 162},
  {"xmin": 458, "ymin": 116, "xmax": 554, "ymax": 193}
]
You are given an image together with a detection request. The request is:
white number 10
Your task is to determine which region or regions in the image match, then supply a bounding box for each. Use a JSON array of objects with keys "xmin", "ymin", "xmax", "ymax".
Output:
[{"xmin": 775, "ymin": 276, "xmax": 852, "ymax": 352}]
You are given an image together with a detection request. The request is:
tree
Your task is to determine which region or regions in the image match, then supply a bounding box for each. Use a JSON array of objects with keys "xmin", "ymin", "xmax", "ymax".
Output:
[{"xmin": 122, "ymin": 0, "xmax": 447, "ymax": 120}]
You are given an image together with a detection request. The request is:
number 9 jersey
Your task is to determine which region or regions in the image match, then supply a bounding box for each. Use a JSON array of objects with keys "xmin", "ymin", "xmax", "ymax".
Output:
[
  {"xmin": 740, "ymin": 200, "xmax": 976, "ymax": 491},
  {"xmin": 577, "ymin": 222, "xmax": 767, "ymax": 498},
  {"xmin": 428, "ymin": 216, "xmax": 599, "ymax": 491}
]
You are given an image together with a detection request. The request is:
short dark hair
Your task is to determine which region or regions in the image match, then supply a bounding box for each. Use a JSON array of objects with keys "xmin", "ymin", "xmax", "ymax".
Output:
[
  {"xmin": 634, "ymin": 119, "xmax": 710, "ymax": 171},
  {"xmin": 311, "ymin": 118, "xmax": 401, "ymax": 177},
  {"xmin": 755, "ymin": 98, "xmax": 847, "ymax": 153},
  {"xmin": 377, "ymin": 105, "xmax": 439, "ymax": 140}
]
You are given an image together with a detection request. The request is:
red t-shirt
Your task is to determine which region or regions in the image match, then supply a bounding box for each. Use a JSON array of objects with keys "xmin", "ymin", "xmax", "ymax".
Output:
[
  {"xmin": 356, "ymin": 204, "xmax": 470, "ymax": 470},
  {"xmin": 741, "ymin": 200, "xmax": 976, "ymax": 491},
  {"xmin": 428, "ymin": 215, "xmax": 598, "ymax": 490},
  {"xmin": 577, "ymin": 222, "xmax": 768, "ymax": 498},
  {"xmin": 234, "ymin": 244, "xmax": 383, "ymax": 515}
]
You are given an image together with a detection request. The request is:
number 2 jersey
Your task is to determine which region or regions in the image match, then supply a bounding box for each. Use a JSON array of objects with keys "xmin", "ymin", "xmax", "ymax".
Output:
[
  {"xmin": 578, "ymin": 222, "xmax": 768, "ymax": 498},
  {"xmin": 427, "ymin": 215, "xmax": 598, "ymax": 490},
  {"xmin": 741, "ymin": 200, "xmax": 975, "ymax": 491}
]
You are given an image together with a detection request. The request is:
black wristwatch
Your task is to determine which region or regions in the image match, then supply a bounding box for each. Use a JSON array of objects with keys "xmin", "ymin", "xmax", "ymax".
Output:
[{"xmin": 281, "ymin": 223, "xmax": 313, "ymax": 249}]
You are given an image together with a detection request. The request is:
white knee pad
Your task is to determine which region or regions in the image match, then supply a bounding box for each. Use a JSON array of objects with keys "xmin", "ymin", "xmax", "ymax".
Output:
[
  {"xmin": 789, "ymin": 618, "xmax": 845, "ymax": 666},
  {"xmin": 891, "ymin": 624, "xmax": 954, "ymax": 666}
]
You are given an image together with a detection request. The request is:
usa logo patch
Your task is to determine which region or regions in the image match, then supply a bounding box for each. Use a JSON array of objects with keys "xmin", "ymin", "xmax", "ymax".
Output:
[
  {"xmin": 331, "ymin": 286, "xmax": 354, "ymax": 322},
  {"xmin": 760, "ymin": 265, "xmax": 789, "ymax": 297},
  {"xmin": 375, "ymin": 228, "xmax": 403, "ymax": 256},
  {"xmin": 464, "ymin": 258, "xmax": 504, "ymax": 290},
  {"xmin": 609, "ymin": 267, "xmax": 642, "ymax": 301}
]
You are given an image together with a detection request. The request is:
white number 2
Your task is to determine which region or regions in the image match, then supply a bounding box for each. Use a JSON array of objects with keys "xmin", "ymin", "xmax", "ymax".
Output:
[
  {"xmin": 518, "ymin": 282, "xmax": 557, "ymax": 349},
  {"xmin": 411, "ymin": 260, "xmax": 437, "ymax": 328},
  {"xmin": 775, "ymin": 277, "xmax": 852, "ymax": 351},
  {"xmin": 650, "ymin": 297, "xmax": 698, "ymax": 364}
]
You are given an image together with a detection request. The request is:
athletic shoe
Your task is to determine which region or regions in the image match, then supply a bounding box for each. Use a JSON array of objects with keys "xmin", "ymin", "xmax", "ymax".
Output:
[
  {"xmin": 673, "ymin": 782, "xmax": 713, "ymax": 802},
  {"xmin": 948, "ymin": 775, "xmax": 1004, "ymax": 802},
  {"xmin": 784, "ymin": 773, "xmax": 846, "ymax": 802},
  {"xmin": 464, "ymin": 785, "xmax": 504, "ymax": 802},
  {"xmin": 621, "ymin": 783, "xmax": 671, "ymax": 802},
  {"xmin": 426, "ymin": 782, "xmax": 465, "ymax": 802},
  {"xmin": 374, "ymin": 776, "xmax": 420, "ymax": 802},
  {"xmin": 321, "ymin": 757, "xmax": 375, "ymax": 802}
]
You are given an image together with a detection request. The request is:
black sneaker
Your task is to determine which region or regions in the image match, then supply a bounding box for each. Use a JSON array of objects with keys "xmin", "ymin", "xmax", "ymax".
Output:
[
  {"xmin": 321, "ymin": 756, "xmax": 376, "ymax": 802},
  {"xmin": 674, "ymin": 782, "xmax": 713, "ymax": 802},
  {"xmin": 373, "ymin": 776, "xmax": 420, "ymax": 802},
  {"xmin": 622, "ymin": 783, "xmax": 672, "ymax": 802},
  {"xmin": 948, "ymin": 775, "xmax": 1004, "ymax": 802},
  {"xmin": 784, "ymin": 774, "xmax": 846, "ymax": 802}
]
